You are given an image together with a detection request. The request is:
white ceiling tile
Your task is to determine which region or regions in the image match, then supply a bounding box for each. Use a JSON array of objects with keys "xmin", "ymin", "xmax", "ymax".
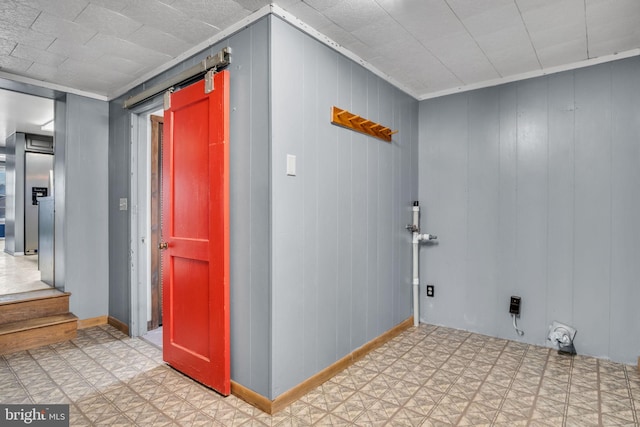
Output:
[
  {"xmin": 0, "ymin": 1, "xmax": 40, "ymax": 28},
  {"xmin": 0, "ymin": 19, "xmax": 55, "ymax": 50},
  {"xmin": 233, "ymin": 0, "xmax": 271, "ymax": 11},
  {"xmin": 520, "ymin": 0, "xmax": 584, "ymax": 34},
  {"xmin": 275, "ymin": 0, "xmax": 302, "ymax": 7},
  {"xmin": 488, "ymin": 45, "xmax": 541, "ymax": 76},
  {"xmin": 459, "ymin": 2, "xmax": 523, "ymax": 38},
  {"xmin": 474, "ymin": 24, "xmax": 538, "ymax": 66},
  {"xmin": 163, "ymin": 18, "xmax": 220, "ymax": 44},
  {"xmin": 120, "ymin": 0, "xmax": 191, "ymax": 29},
  {"xmin": 322, "ymin": 0, "xmax": 388, "ymax": 33},
  {"xmin": 31, "ymin": 12, "xmax": 96, "ymax": 45},
  {"xmin": 93, "ymin": 54, "xmax": 145, "ymax": 75},
  {"xmin": 58, "ymin": 57, "xmax": 133, "ymax": 83},
  {"xmin": 424, "ymin": 31, "xmax": 499, "ymax": 83},
  {"xmin": 528, "ymin": 22, "xmax": 585, "ymax": 51},
  {"xmin": 169, "ymin": 0, "xmax": 244, "ymax": 29},
  {"xmin": 378, "ymin": 0, "xmax": 464, "ymax": 41},
  {"xmin": 0, "ymin": 38, "xmax": 16, "ymax": 55},
  {"xmin": 446, "ymin": 0, "xmax": 514, "ymax": 20},
  {"xmin": 537, "ymin": 38, "xmax": 587, "ymax": 67},
  {"xmin": 85, "ymin": 33, "xmax": 173, "ymax": 65},
  {"xmin": 0, "ymin": 54, "xmax": 33, "ymax": 73},
  {"xmin": 586, "ymin": 0, "xmax": 640, "ymax": 23},
  {"xmin": 280, "ymin": 2, "xmax": 334, "ymax": 30},
  {"xmin": 74, "ymin": 4, "xmax": 143, "ymax": 37},
  {"xmin": 515, "ymin": 0, "xmax": 558, "ymax": 13},
  {"xmin": 369, "ymin": 38, "xmax": 463, "ymax": 92},
  {"xmin": 125, "ymin": 25, "xmax": 192, "ymax": 57},
  {"xmin": 302, "ymin": 0, "xmax": 343, "ymax": 12},
  {"xmin": 586, "ymin": 0, "xmax": 640, "ymax": 57},
  {"xmin": 88, "ymin": 0, "xmax": 130, "ymax": 12},
  {"xmin": 25, "ymin": 62, "xmax": 60, "ymax": 81},
  {"xmin": 21, "ymin": 0, "xmax": 89, "ymax": 21},
  {"xmin": 588, "ymin": 35, "xmax": 640, "ymax": 58},
  {"xmin": 352, "ymin": 17, "xmax": 409, "ymax": 48},
  {"xmin": 11, "ymin": 44, "xmax": 67, "ymax": 67},
  {"xmin": 47, "ymin": 38, "xmax": 102, "ymax": 62}
]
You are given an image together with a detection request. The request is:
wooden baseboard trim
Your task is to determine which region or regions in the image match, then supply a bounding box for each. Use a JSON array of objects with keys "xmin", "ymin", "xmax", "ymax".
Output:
[
  {"xmin": 108, "ymin": 316, "xmax": 130, "ymax": 336},
  {"xmin": 231, "ymin": 316, "xmax": 413, "ymax": 414},
  {"xmin": 77, "ymin": 315, "xmax": 108, "ymax": 329},
  {"xmin": 230, "ymin": 381, "xmax": 273, "ymax": 414}
]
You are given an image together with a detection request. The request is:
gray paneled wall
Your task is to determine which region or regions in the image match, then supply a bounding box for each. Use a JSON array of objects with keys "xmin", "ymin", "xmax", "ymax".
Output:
[
  {"xmin": 419, "ymin": 57, "xmax": 640, "ymax": 364},
  {"xmin": 108, "ymin": 18, "xmax": 271, "ymax": 397},
  {"xmin": 270, "ymin": 17, "xmax": 419, "ymax": 397},
  {"xmin": 60, "ymin": 94, "xmax": 110, "ymax": 320}
]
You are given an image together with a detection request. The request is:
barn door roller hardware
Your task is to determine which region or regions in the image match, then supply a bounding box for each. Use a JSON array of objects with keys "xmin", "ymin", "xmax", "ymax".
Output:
[
  {"xmin": 331, "ymin": 106, "xmax": 398, "ymax": 142},
  {"xmin": 123, "ymin": 47, "xmax": 232, "ymax": 109}
]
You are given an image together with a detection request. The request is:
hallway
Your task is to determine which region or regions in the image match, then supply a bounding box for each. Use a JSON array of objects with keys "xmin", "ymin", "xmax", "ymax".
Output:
[
  {"xmin": 1, "ymin": 323, "xmax": 639, "ymax": 425},
  {"xmin": 0, "ymin": 240, "xmax": 49, "ymax": 295}
]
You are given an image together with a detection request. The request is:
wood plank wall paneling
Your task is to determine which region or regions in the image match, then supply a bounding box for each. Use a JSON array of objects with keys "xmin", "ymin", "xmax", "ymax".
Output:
[
  {"xmin": 419, "ymin": 57, "xmax": 640, "ymax": 364},
  {"xmin": 270, "ymin": 17, "xmax": 419, "ymax": 397}
]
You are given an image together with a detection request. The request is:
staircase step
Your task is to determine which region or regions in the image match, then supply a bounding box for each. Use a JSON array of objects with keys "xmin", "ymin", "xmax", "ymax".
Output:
[
  {"xmin": 0, "ymin": 289, "xmax": 70, "ymax": 325},
  {"xmin": 0, "ymin": 313, "xmax": 78, "ymax": 355}
]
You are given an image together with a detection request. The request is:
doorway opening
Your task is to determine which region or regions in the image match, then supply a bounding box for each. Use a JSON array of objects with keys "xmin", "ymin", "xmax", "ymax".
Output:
[
  {"xmin": 130, "ymin": 104, "xmax": 164, "ymax": 341},
  {"xmin": 0, "ymin": 89, "xmax": 55, "ymax": 296}
]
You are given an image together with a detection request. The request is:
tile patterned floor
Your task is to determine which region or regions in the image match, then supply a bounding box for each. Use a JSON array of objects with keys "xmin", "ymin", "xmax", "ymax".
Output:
[{"xmin": 1, "ymin": 323, "xmax": 639, "ymax": 426}]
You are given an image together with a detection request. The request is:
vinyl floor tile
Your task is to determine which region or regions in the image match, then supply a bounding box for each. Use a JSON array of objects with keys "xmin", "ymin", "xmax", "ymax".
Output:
[{"xmin": 1, "ymin": 321, "xmax": 640, "ymax": 425}]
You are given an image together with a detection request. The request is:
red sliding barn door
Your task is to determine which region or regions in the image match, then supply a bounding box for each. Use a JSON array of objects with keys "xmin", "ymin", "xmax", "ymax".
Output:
[{"xmin": 161, "ymin": 70, "xmax": 230, "ymax": 395}]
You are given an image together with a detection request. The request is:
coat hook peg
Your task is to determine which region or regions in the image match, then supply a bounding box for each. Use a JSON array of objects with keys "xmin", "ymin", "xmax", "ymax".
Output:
[{"xmin": 331, "ymin": 105, "xmax": 396, "ymax": 142}]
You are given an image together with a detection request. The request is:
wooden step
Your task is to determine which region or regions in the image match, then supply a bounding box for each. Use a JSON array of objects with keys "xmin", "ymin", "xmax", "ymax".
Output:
[
  {"xmin": 0, "ymin": 289, "xmax": 71, "ymax": 325},
  {"xmin": 0, "ymin": 313, "xmax": 78, "ymax": 355}
]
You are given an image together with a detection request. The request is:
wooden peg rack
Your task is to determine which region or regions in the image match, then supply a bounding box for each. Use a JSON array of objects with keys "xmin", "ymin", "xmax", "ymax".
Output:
[{"xmin": 331, "ymin": 106, "xmax": 398, "ymax": 143}]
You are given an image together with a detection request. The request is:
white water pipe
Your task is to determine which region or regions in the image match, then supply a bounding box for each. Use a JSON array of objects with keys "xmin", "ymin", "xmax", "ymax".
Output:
[{"xmin": 409, "ymin": 201, "xmax": 437, "ymax": 327}]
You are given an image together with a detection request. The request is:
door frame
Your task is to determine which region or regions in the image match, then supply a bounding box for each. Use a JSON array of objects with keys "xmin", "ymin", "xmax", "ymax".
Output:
[{"xmin": 129, "ymin": 100, "xmax": 163, "ymax": 337}]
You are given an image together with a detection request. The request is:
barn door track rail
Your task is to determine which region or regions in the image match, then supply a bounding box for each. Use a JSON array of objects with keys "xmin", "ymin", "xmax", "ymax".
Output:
[
  {"xmin": 331, "ymin": 106, "xmax": 398, "ymax": 142},
  {"xmin": 123, "ymin": 47, "xmax": 232, "ymax": 109}
]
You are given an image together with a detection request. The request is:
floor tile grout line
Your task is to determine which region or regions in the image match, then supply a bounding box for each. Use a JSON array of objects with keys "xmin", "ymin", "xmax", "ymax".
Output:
[
  {"xmin": 560, "ymin": 353, "xmax": 575, "ymax": 427},
  {"xmin": 342, "ymin": 325, "xmax": 434, "ymax": 425},
  {"xmin": 623, "ymin": 365, "xmax": 639, "ymax": 425},
  {"xmin": 490, "ymin": 343, "xmax": 531, "ymax": 424},
  {"xmin": 2, "ymin": 353, "xmax": 43, "ymax": 404},
  {"xmin": 50, "ymin": 334, "xmax": 142, "ymax": 425},
  {"xmin": 335, "ymin": 325, "xmax": 432, "ymax": 422},
  {"xmin": 392, "ymin": 326, "xmax": 462, "ymax": 422},
  {"xmin": 444, "ymin": 338, "xmax": 494, "ymax": 424},
  {"xmin": 596, "ymin": 358, "xmax": 602, "ymax": 427},
  {"xmin": 408, "ymin": 328, "xmax": 477, "ymax": 424},
  {"xmin": 524, "ymin": 347, "xmax": 552, "ymax": 427},
  {"xmin": 50, "ymin": 328, "xmax": 203, "ymax": 426},
  {"xmin": 454, "ymin": 337, "xmax": 518, "ymax": 425},
  {"xmin": 25, "ymin": 346, "xmax": 94, "ymax": 426}
]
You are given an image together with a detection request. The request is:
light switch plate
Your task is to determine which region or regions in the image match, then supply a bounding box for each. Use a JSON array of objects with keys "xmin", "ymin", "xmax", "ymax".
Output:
[
  {"xmin": 119, "ymin": 198, "xmax": 128, "ymax": 211},
  {"xmin": 286, "ymin": 154, "xmax": 296, "ymax": 176}
]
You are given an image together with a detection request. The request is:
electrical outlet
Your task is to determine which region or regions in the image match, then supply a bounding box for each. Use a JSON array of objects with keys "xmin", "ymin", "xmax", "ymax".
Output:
[
  {"xmin": 509, "ymin": 296, "xmax": 521, "ymax": 316},
  {"xmin": 426, "ymin": 285, "xmax": 434, "ymax": 297}
]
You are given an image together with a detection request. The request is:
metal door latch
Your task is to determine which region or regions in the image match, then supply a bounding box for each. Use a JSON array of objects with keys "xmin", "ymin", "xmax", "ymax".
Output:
[{"xmin": 158, "ymin": 242, "xmax": 168, "ymax": 250}]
